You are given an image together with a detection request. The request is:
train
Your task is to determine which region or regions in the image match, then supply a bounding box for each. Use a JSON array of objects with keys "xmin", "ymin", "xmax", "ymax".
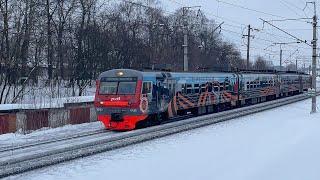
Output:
[{"xmin": 94, "ymin": 69, "xmax": 311, "ymax": 131}]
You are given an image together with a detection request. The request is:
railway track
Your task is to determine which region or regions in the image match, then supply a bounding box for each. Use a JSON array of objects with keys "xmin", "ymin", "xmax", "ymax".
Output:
[
  {"xmin": 0, "ymin": 115, "xmax": 193, "ymax": 155},
  {"xmin": 0, "ymin": 93, "xmax": 318, "ymax": 178},
  {"xmin": 0, "ymin": 129, "xmax": 110, "ymax": 154}
]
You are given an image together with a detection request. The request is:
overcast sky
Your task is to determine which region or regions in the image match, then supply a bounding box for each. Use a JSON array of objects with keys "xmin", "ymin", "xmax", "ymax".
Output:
[{"xmin": 157, "ymin": 0, "xmax": 320, "ymax": 68}]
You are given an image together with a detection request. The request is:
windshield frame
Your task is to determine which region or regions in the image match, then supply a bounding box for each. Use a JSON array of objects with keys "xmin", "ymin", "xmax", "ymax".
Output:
[{"xmin": 99, "ymin": 77, "xmax": 137, "ymax": 95}]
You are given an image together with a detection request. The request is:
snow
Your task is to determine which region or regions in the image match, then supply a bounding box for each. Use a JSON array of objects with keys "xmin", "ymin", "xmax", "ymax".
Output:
[
  {"xmin": 0, "ymin": 96, "xmax": 94, "ymax": 110},
  {"xmin": 0, "ymin": 121, "xmax": 104, "ymax": 148},
  {"xmin": 7, "ymin": 96, "xmax": 320, "ymax": 180}
]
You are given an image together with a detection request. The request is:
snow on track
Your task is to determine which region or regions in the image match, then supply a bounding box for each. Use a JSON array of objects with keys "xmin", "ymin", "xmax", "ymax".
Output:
[{"xmin": 7, "ymin": 97, "xmax": 320, "ymax": 180}]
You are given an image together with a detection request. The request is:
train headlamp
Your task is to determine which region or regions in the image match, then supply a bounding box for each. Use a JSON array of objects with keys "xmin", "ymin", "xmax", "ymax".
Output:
[{"xmin": 116, "ymin": 71, "xmax": 124, "ymax": 76}]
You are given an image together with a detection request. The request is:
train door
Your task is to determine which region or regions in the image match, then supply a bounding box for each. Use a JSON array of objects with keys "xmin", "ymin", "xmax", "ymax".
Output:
[
  {"xmin": 165, "ymin": 78, "xmax": 176, "ymax": 97},
  {"xmin": 155, "ymin": 77, "xmax": 163, "ymax": 104},
  {"xmin": 142, "ymin": 81, "xmax": 153, "ymax": 101},
  {"xmin": 155, "ymin": 75, "xmax": 174, "ymax": 111}
]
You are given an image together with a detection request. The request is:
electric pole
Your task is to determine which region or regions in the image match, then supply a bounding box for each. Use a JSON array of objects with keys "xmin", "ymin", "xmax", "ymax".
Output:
[
  {"xmin": 243, "ymin": 25, "xmax": 253, "ymax": 70},
  {"xmin": 274, "ymin": 42, "xmax": 300, "ymax": 71},
  {"xmin": 280, "ymin": 47, "xmax": 283, "ymax": 71},
  {"xmin": 182, "ymin": 6, "xmax": 201, "ymax": 72},
  {"xmin": 310, "ymin": 1, "xmax": 317, "ymax": 113},
  {"xmin": 183, "ymin": 7, "xmax": 188, "ymax": 72}
]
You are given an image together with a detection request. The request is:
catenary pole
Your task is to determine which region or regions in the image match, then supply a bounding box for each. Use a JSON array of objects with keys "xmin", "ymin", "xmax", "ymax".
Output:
[
  {"xmin": 182, "ymin": 6, "xmax": 201, "ymax": 72},
  {"xmin": 183, "ymin": 7, "xmax": 188, "ymax": 72},
  {"xmin": 246, "ymin": 25, "xmax": 251, "ymax": 70},
  {"xmin": 311, "ymin": 1, "xmax": 317, "ymax": 113}
]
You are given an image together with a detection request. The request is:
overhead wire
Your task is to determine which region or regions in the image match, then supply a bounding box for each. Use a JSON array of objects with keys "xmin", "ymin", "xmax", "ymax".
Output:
[
  {"xmin": 215, "ymin": 0, "xmax": 313, "ymax": 23},
  {"xmin": 163, "ymin": 0, "xmax": 313, "ymax": 63},
  {"xmin": 280, "ymin": 0, "xmax": 308, "ymax": 18}
]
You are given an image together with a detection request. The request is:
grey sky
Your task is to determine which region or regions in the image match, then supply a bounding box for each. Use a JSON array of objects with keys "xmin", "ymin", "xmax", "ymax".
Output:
[{"xmin": 159, "ymin": 0, "xmax": 319, "ymax": 68}]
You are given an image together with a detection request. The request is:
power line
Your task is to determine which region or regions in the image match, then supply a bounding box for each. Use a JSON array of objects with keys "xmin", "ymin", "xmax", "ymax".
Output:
[
  {"xmin": 167, "ymin": 0, "xmax": 247, "ymax": 27},
  {"xmin": 164, "ymin": 0, "xmax": 313, "ymax": 63},
  {"xmin": 260, "ymin": 18, "xmax": 311, "ymax": 46},
  {"xmin": 284, "ymin": 0, "xmax": 306, "ymax": 11},
  {"xmin": 263, "ymin": 17, "xmax": 312, "ymax": 23},
  {"xmin": 257, "ymin": 30, "xmax": 297, "ymax": 41},
  {"xmin": 280, "ymin": 0, "xmax": 306, "ymax": 18},
  {"xmin": 216, "ymin": 0, "xmax": 313, "ymax": 23}
]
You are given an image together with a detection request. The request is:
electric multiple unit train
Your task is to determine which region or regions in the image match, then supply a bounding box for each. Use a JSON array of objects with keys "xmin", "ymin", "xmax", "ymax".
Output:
[{"xmin": 94, "ymin": 69, "xmax": 311, "ymax": 131}]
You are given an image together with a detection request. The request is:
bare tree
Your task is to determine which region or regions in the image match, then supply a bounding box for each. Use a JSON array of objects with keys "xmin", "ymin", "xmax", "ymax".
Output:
[
  {"xmin": 55, "ymin": 0, "xmax": 76, "ymax": 79},
  {"xmin": 45, "ymin": 0, "xmax": 55, "ymax": 81},
  {"xmin": 0, "ymin": 0, "xmax": 250, "ymax": 103},
  {"xmin": 254, "ymin": 56, "xmax": 268, "ymax": 70}
]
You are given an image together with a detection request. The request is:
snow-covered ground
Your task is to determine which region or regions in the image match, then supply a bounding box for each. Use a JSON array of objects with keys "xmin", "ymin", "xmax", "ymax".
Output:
[
  {"xmin": 0, "ymin": 121, "xmax": 104, "ymax": 147},
  {"xmin": 6, "ymin": 97, "xmax": 320, "ymax": 180}
]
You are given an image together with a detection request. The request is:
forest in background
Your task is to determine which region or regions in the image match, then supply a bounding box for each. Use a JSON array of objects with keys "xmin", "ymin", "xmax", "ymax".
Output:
[{"xmin": 0, "ymin": 0, "xmax": 273, "ymax": 104}]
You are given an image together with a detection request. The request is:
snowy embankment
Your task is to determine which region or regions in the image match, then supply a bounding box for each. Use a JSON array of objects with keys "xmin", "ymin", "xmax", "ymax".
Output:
[
  {"xmin": 7, "ymin": 97, "xmax": 320, "ymax": 180},
  {"xmin": 0, "ymin": 121, "xmax": 104, "ymax": 147},
  {"xmin": 0, "ymin": 96, "xmax": 94, "ymax": 110}
]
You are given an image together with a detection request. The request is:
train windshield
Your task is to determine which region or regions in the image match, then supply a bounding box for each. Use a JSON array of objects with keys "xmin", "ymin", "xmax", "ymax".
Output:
[{"xmin": 99, "ymin": 77, "xmax": 137, "ymax": 95}]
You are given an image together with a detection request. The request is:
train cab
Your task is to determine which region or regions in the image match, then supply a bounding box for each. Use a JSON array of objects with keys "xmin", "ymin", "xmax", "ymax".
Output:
[{"xmin": 94, "ymin": 69, "xmax": 149, "ymax": 130}]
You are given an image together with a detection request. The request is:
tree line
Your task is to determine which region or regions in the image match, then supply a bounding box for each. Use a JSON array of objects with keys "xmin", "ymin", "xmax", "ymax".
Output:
[{"xmin": 0, "ymin": 0, "xmax": 271, "ymax": 103}]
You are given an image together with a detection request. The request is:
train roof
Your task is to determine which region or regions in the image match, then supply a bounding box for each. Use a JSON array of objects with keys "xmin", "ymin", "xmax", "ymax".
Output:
[{"xmin": 98, "ymin": 69, "xmax": 310, "ymax": 80}]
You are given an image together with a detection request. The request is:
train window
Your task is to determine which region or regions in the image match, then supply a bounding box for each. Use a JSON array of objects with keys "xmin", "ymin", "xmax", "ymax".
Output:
[
  {"xmin": 208, "ymin": 83, "xmax": 213, "ymax": 92},
  {"xmin": 214, "ymin": 85, "xmax": 219, "ymax": 92},
  {"xmin": 201, "ymin": 84, "xmax": 206, "ymax": 92},
  {"xmin": 186, "ymin": 84, "xmax": 192, "ymax": 94},
  {"xmin": 218, "ymin": 83, "xmax": 223, "ymax": 91},
  {"xmin": 99, "ymin": 82, "xmax": 118, "ymax": 94},
  {"xmin": 224, "ymin": 82, "xmax": 228, "ymax": 91},
  {"xmin": 118, "ymin": 82, "xmax": 137, "ymax": 94},
  {"xmin": 142, "ymin": 82, "xmax": 152, "ymax": 94},
  {"xmin": 182, "ymin": 84, "xmax": 186, "ymax": 93},
  {"xmin": 194, "ymin": 84, "xmax": 200, "ymax": 93}
]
